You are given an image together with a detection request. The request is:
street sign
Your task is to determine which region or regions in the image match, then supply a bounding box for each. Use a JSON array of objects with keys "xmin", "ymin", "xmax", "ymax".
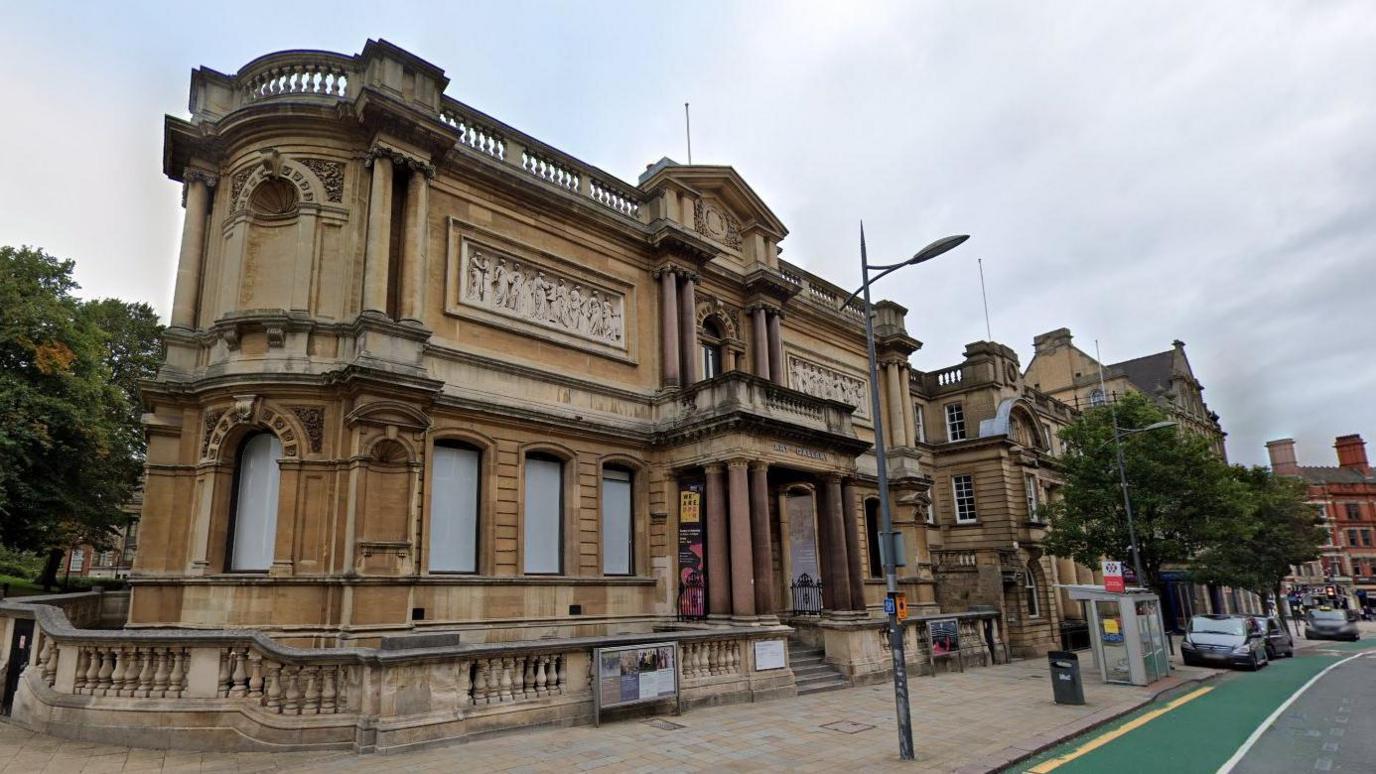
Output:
[
  {"xmin": 884, "ymin": 597, "xmax": 896, "ymax": 615},
  {"xmin": 885, "ymin": 593, "xmax": 909, "ymax": 620},
  {"xmin": 896, "ymin": 594, "xmax": 909, "ymax": 620},
  {"xmin": 1102, "ymin": 560, "xmax": 1125, "ymax": 593}
]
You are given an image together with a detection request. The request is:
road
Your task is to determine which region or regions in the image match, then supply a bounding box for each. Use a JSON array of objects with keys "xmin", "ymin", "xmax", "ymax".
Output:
[{"xmin": 1014, "ymin": 637, "xmax": 1376, "ymax": 774}]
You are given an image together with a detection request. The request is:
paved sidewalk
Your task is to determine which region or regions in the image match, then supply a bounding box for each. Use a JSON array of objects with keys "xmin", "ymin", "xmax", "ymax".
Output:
[{"xmin": 0, "ymin": 654, "xmax": 1218, "ymax": 774}]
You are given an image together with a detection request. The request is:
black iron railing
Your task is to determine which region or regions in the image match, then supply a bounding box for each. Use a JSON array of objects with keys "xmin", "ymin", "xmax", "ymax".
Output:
[
  {"xmin": 677, "ymin": 570, "xmax": 706, "ymax": 621},
  {"xmin": 791, "ymin": 573, "xmax": 823, "ymax": 616}
]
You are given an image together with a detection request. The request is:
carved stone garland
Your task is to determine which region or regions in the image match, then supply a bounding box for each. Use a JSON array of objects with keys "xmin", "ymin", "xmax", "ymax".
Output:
[
  {"xmin": 289, "ymin": 407, "xmax": 325, "ymax": 453},
  {"xmin": 203, "ymin": 397, "xmax": 302, "ymax": 461}
]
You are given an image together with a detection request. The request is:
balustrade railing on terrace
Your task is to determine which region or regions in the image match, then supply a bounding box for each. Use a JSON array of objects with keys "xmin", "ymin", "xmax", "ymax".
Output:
[
  {"xmin": 1, "ymin": 597, "xmax": 792, "ymax": 752},
  {"xmin": 778, "ymin": 260, "xmax": 866, "ymax": 326},
  {"xmin": 195, "ymin": 48, "xmax": 645, "ymax": 224}
]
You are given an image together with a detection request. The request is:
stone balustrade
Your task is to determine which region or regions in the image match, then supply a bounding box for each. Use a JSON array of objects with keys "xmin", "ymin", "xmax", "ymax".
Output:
[
  {"xmin": 777, "ymin": 260, "xmax": 865, "ymax": 326},
  {"xmin": 1, "ymin": 598, "xmax": 793, "ymax": 753},
  {"xmin": 662, "ymin": 371, "xmax": 859, "ymax": 443}
]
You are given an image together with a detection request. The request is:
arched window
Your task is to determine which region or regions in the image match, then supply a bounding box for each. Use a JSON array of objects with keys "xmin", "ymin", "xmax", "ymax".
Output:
[
  {"xmin": 701, "ymin": 318, "xmax": 725, "ymax": 379},
  {"xmin": 228, "ymin": 432, "xmax": 283, "ymax": 572},
  {"xmin": 523, "ymin": 453, "xmax": 565, "ymax": 574},
  {"xmin": 1025, "ymin": 568, "xmax": 1041, "ymax": 618},
  {"xmin": 1089, "ymin": 388, "xmax": 1106, "ymax": 407},
  {"xmin": 601, "ymin": 466, "xmax": 634, "ymax": 576},
  {"xmin": 430, "ymin": 442, "xmax": 481, "ymax": 573}
]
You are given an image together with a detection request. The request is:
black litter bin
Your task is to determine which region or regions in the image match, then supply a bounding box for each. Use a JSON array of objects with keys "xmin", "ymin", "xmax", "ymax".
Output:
[{"xmin": 1048, "ymin": 650, "xmax": 1084, "ymax": 705}]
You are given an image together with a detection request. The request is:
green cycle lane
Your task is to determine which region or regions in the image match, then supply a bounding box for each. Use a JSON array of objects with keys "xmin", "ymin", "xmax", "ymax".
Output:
[{"xmin": 1010, "ymin": 639, "xmax": 1376, "ymax": 774}]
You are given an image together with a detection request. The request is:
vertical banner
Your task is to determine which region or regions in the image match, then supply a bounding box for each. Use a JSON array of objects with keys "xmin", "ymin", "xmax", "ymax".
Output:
[{"xmin": 678, "ymin": 484, "xmax": 705, "ymax": 614}]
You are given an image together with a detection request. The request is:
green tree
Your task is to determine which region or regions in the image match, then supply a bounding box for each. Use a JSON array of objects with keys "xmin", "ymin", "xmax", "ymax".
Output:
[
  {"xmin": 0, "ymin": 246, "xmax": 162, "ymax": 559},
  {"xmin": 1190, "ymin": 467, "xmax": 1325, "ymax": 625},
  {"xmin": 1042, "ymin": 391, "xmax": 1246, "ymax": 594}
]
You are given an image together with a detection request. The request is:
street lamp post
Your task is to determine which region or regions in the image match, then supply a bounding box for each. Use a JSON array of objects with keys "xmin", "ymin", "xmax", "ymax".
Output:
[
  {"xmin": 1108, "ymin": 420, "xmax": 1177, "ymax": 590},
  {"xmin": 843, "ymin": 225, "xmax": 968, "ymax": 762}
]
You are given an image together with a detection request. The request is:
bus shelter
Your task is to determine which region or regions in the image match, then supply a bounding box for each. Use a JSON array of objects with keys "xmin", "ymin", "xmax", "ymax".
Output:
[{"xmin": 1062, "ymin": 584, "xmax": 1171, "ymax": 686}]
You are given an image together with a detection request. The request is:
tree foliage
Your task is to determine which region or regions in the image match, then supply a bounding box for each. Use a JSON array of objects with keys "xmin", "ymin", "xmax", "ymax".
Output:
[
  {"xmin": 0, "ymin": 246, "xmax": 162, "ymax": 551},
  {"xmin": 1190, "ymin": 467, "xmax": 1325, "ymax": 616},
  {"xmin": 1042, "ymin": 391, "xmax": 1247, "ymax": 592}
]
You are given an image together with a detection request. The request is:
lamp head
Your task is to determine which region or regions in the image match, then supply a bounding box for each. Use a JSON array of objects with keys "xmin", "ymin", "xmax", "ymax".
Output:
[{"xmin": 907, "ymin": 234, "xmax": 970, "ymax": 266}]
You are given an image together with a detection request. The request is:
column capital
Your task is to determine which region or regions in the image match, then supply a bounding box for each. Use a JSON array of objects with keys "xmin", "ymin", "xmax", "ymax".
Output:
[
  {"xmin": 365, "ymin": 145, "xmax": 435, "ymax": 178},
  {"xmin": 726, "ymin": 458, "xmax": 751, "ymax": 471},
  {"xmin": 703, "ymin": 462, "xmax": 725, "ymax": 474},
  {"xmin": 746, "ymin": 301, "xmax": 782, "ymax": 315},
  {"xmin": 749, "ymin": 460, "xmax": 769, "ymax": 473},
  {"xmin": 183, "ymin": 167, "xmax": 219, "ymax": 188}
]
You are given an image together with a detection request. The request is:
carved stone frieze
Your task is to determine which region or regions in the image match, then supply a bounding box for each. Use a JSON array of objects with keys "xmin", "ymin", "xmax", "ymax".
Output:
[
  {"xmin": 787, "ymin": 354, "xmax": 869, "ymax": 417},
  {"xmin": 290, "ymin": 407, "xmax": 324, "ymax": 453},
  {"xmin": 200, "ymin": 408, "xmax": 226, "ymax": 459},
  {"xmin": 695, "ymin": 295, "xmax": 741, "ymax": 340},
  {"xmin": 693, "ymin": 199, "xmax": 742, "ymax": 249},
  {"xmin": 229, "ymin": 168, "xmax": 253, "ymax": 204},
  {"xmin": 459, "ymin": 240, "xmax": 626, "ymax": 349},
  {"xmin": 365, "ymin": 146, "xmax": 435, "ymax": 179},
  {"xmin": 299, "ymin": 159, "xmax": 345, "ymax": 202}
]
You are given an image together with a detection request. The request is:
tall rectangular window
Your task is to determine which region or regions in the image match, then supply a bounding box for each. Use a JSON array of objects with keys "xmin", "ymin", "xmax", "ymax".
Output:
[
  {"xmin": 1348, "ymin": 529, "xmax": 1360, "ymax": 547},
  {"xmin": 1346, "ymin": 503, "xmax": 1362, "ymax": 520},
  {"xmin": 914, "ymin": 404, "xmax": 926, "ymax": 443},
  {"xmin": 926, "ymin": 499, "xmax": 936, "ymax": 525},
  {"xmin": 865, "ymin": 499, "xmax": 882, "ymax": 577},
  {"xmin": 953, "ymin": 474, "xmax": 977, "ymax": 523},
  {"xmin": 945, "ymin": 403, "xmax": 967, "ymax": 441},
  {"xmin": 430, "ymin": 444, "xmax": 480, "ymax": 573},
  {"xmin": 601, "ymin": 468, "xmax": 633, "ymax": 575},
  {"xmin": 1025, "ymin": 474, "xmax": 1040, "ymax": 522},
  {"xmin": 523, "ymin": 456, "xmax": 564, "ymax": 574}
]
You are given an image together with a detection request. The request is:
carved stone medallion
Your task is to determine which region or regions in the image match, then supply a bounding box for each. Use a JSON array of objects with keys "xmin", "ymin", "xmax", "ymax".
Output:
[{"xmin": 693, "ymin": 200, "xmax": 742, "ymax": 249}]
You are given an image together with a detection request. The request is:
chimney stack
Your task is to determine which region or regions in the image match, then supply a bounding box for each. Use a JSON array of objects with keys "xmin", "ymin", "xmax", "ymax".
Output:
[
  {"xmin": 1032, "ymin": 328, "xmax": 1073, "ymax": 355},
  {"xmin": 1266, "ymin": 438, "xmax": 1299, "ymax": 476},
  {"xmin": 1334, "ymin": 434, "xmax": 1370, "ymax": 475}
]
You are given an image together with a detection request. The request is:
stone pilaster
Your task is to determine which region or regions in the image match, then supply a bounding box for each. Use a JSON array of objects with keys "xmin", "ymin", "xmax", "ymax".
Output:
[
  {"xmin": 659, "ymin": 268, "xmax": 680, "ymax": 387},
  {"xmin": 705, "ymin": 464, "xmax": 729, "ymax": 616},
  {"xmin": 399, "ymin": 167, "xmax": 431, "ymax": 324},
  {"xmin": 749, "ymin": 462, "xmax": 773, "ymax": 615},
  {"xmin": 727, "ymin": 460, "xmax": 756, "ymax": 618},
  {"xmin": 363, "ymin": 151, "xmax": 394, "ymax": 315},
  {"xmin": 170, "ymin": 168, "xmax": 217, "ymax": 329}
]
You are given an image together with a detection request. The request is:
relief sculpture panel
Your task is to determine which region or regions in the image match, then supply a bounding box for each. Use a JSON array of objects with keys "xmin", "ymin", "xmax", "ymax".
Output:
[
  {"xmin": 456, "ymin": 238, "xmax": 627, "ymax": 352},
  {"xmin": 787, "ymin": 354, "xmax": 869, "ymax": 418}
]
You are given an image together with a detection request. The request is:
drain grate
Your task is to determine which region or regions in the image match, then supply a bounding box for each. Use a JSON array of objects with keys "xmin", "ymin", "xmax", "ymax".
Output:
[
  {"xmin": 644, "ymin": 718, "xmax": 686, "ymax": 731},
  {"xmin": 821, "ymin": 720, "xmax": 874, "ymax": 735}
]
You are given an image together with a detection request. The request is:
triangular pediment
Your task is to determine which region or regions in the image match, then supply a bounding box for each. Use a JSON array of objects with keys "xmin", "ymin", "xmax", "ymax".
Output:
[{"xmin": 640, "ymin": 161, "xmax": 788, "ymax": 243}]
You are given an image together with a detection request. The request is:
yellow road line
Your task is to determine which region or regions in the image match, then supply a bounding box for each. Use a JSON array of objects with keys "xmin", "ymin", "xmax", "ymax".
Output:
[{"xmin": 1026, "ymin": 686, "xmax": 1214, "ymax": 773}]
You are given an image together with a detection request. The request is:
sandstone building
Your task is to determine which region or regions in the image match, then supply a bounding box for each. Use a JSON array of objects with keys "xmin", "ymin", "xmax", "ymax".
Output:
[{"xmin": 128, "ymin": 38, "xmax": 1090, "ymax": 662}]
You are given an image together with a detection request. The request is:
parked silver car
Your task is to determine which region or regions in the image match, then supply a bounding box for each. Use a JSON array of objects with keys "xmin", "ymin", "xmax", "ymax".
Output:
[
  {"xmin": 1305, "ymin": 608, "xmax": 1361, "ymax": 641},
  {"xmin": 1247, "ymin": 615, "xmax": 1295, "ymax": 658},
  {"xmin": 1181, "ymin": 614, "xmax": 1269, "ymax": 670}
]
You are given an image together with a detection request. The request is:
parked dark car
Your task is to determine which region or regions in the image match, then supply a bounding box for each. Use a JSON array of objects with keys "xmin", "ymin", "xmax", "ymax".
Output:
[
  {"xmin": 1181, "ymin": 614, "xmax": 1269, "ymax": 670},
  {"xmin": 1305, "ymin": 608, "xmax": 1361, "ymax": 641},
  {"xmin": 1247, "ymin": 615, "xmax": 1294, "ymax": 659}
]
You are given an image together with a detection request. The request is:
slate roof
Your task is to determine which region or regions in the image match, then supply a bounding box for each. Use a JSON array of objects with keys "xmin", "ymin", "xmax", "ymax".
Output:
[
  {"xmin": 1298, "ymin": 466, "xmax": 1376, "ymax": 485},
  {"xmin": 1108, "ymin": 350, "xmax": 1177, "ymax": 395}
]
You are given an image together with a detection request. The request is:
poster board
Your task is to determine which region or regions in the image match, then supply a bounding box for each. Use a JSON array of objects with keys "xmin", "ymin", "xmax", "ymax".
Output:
[
  {"xmin": 754, "ymin": 639, "xmax": 786, "ymax": 671},
  {"xmin": 926, "ymin": 618, "xmax": 964, "ymax": 674},
  {"xmin": 593, "ymin": 642, "xmax": 679, "ymax": 726}
]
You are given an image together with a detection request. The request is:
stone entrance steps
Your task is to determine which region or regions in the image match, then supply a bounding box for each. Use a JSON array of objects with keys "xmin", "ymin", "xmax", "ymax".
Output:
[{"xmin": 789, "ymin": 642, "xmax": 848, "ymax": 695}]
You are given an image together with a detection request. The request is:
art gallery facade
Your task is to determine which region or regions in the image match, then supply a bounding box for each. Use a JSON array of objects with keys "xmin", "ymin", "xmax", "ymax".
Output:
[{"xmin": 0, "ymin": 41, "xmax": 1100, "ymax": 751}]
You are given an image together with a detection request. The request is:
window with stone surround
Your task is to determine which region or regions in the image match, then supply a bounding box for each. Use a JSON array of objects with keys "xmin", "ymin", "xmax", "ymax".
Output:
[
  {"xmin": 1026, "ymin": 569, "xmax": 1041, "ymax": 618},
  {"xmin": 701, "ymin": 317, "xmax": 724, "ymax": 379},
  {"xmin": 601, "ymin": 467, "xmax": 633, "ymax": 575},
  {"xmin": 523, "ymin": 454, "xmax": 565, "ymax": 575},
  {"xmin": 1346, "ymin": 502, "xmax": 1363, "ymax": 520},
  {"xmin": 865, "ymin": 498, "xmax": 882, "ymax": 577},
  {"xmin": 429, "ymin": 443, "xmax": 481, "ymax": 573},
  {"xmin": 1025, "ymin": 474, "xmax": 1040, "ymax": 522},
  {"xmin": 945, "ymin": 402, "xmax": 967, "ymax": 442},
  {"xmin": 914, "ymin": 403, "xmax": 926, "ymax": 443},
  {"xmin": 952, "ymin": 474, "xmax": 977, "ymax": 523},
  {"xmin": 228, "ymin": 432, "xmax": 282, "ymax": 572}
]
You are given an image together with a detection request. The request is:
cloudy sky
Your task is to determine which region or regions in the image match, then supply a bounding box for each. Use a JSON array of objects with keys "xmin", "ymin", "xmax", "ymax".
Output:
[{"xmin": 2, "ymin": 1, "xmax": 1373, "ymax": 467}]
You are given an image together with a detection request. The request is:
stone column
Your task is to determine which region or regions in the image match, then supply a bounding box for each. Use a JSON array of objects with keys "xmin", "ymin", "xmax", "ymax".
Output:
[
  {"xmin": 363, "ymin": 152, "xmax": 394, "ymax": 315},
  {"xmin": 659, "ymin": 269, "xmax": 681, "ymax": 387},
  {"xmin": 766, "ymin": 310, "xmax": 785, "ymax": 385},
  {"xmin": 824, "ymin": 475, "xmax": 853, "ymax": 612},
  {"xmin": 399, "ymin": 167, "xmax": 430, "ymax": 323},
  {"xmin": 841, "ymin": 480, "xmax": 867, "ymax": 611},
  {"xmin": 1075, "ymin": 563, "xmax": 1095, "ymax": 586},
  {"xmin": 899, "ymin": 366, "xmax": 917, "ymax": 446},
  {"xmin": 705, "ymin": 464, "xmax": 730, "ymax": 616},
  {"xmin": 679, "ymin": 272, "xmax": 700, "ymax": 384},
  {"xmin": 170, "ymin": 170, "xmax": 215, "ymax": 329},
  {"xmin": 749, "ymin": 462, "xmax": 774, "ymax": 615},
  {"xmin": 752, "ymin": 306, "xmax": 770, "ymax": 380},
  {"xmin": 727, "ymin": 460, "xmax": 756, "ymax": 618},
  {"xmin": 1056, "ymin": 557, "xmax": 1082, "ymax": 620},
  {"xmin": 885, "ymin": 360, "xmax": 906, "ymax": 448}
]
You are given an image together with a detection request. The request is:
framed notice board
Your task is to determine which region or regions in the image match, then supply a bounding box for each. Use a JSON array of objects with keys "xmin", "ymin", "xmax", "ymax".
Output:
[
  {"xmin": 926, "ymin": 618, "xmax": 964, "ymax": 674},
  {"xmin": 593, "ymin": 642, "xmax": 680, "ymax": 726}
]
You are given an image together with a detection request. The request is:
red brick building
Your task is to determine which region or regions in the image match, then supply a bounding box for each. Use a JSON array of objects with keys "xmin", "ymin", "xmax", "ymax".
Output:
[{"xmin": 1267, "ymin": 434, "xmax": 1376, "ymax": 613}]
